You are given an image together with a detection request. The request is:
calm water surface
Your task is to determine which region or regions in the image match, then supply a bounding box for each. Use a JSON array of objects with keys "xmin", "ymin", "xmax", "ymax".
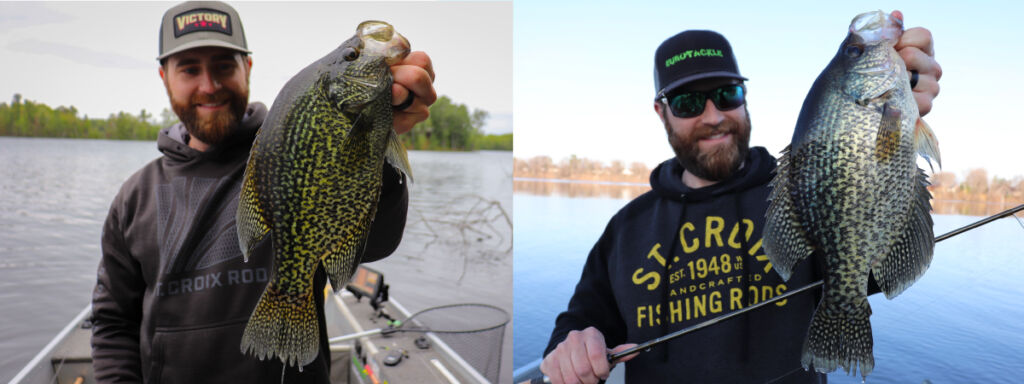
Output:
[
  {"xmin": 514, "ymin": 181, "xmax": 1024, "ymax": 383},
  {"xmin": 0, "ymin": 137, "xmax": 513, "ymax": 383}
]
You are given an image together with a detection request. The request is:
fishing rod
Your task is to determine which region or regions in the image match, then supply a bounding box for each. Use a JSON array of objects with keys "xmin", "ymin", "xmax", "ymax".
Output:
[{"xmin": 523, "ymin": 203, "xmax": 1024, "ymax": 384}]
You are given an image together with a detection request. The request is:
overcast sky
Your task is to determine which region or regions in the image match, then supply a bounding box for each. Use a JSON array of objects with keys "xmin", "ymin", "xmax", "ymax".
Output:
[
  {"xmin": 515, "ymin": 0, "xmax": 1024, "ymax": 180},
  {"xmin": 0, "ymin": 1, "xmax": 512, "ymax": 134}
]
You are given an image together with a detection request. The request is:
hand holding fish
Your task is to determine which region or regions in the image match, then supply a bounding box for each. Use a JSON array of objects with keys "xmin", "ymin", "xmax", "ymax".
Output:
[
  {"xmin": 893, "ymin": 10, "xmax": 942, "ymax": 116},
  {"xmin": 390, "ymin": 51, "xmax": 437, "ymax": 134},
  {"xmin": 540, "ymin": 327, "xmax": 638, "ymax": 384}
]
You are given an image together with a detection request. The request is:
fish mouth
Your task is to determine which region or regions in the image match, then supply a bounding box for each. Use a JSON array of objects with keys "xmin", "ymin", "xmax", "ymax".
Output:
[
  {"xmin": 850, "ymin": 10, "xmax": 903, "ymax": 43},
  {"xmin": 357, "ymin": 21, "xmax": 411, "ymax": 65}
]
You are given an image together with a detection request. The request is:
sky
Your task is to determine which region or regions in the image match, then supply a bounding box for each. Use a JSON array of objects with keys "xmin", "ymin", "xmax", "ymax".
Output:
[
  {"xmin": 514, "ymin": 0, "xmax": 1024, "ymax": 180},
  {"xmin": 0, "ymin": 1, "xmax": 512, "ymax": 134}
]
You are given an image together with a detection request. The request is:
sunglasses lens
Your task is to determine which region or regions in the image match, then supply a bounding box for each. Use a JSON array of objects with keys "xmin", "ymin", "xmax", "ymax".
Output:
[
  {"xmin": 712, "ymin": 85, "xmax": 745, "ymax": 111},
  {"xmin": 666, "ymin": 85, "xmax": 744, "ymax": 118},
  {"xmin": 668, "ymin": 92, "xmax": 705, "ymax": 118}
]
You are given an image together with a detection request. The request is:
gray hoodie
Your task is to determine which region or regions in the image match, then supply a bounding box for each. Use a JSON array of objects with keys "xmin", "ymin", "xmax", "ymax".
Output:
[{"xmin": 91, "ymin": 103, "xmax": 408, "ymax": 383}]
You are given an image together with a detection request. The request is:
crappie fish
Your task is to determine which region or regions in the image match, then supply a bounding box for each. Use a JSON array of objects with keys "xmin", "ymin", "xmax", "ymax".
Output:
[
  {"xmin": 236, "ymin": 20, "xmax": 412, "ymax": 367},
  {"xmin": 764, "ymin": 11, "xmax": 940, "ymax": 378}
]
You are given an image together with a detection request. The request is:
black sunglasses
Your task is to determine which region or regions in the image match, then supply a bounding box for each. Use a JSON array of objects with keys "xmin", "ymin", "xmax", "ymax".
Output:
[{"xmin": 659, "ymin": 84, "xmax": 746, "ymax": 118}]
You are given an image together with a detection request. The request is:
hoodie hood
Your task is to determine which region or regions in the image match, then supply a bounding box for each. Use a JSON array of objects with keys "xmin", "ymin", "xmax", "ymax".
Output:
[
  {"xmin": 649, "ymin": 146, "xmax": 776, "ymax": 202},
  {"xmin": 157, "ymin": 102, "xmax": 268, "ymax": 163}
]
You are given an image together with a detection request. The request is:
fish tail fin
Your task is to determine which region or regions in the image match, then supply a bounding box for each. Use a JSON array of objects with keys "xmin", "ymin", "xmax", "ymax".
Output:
[
  {"xmin": 914, "ymin": 118, "xmax": 941, "ymax": 171},
  {"xmin": 241, "ymin": 283, "xmax": 319, "ymax": 368},
  {"xmin": 801, "ymin": 300, "xmax": 874, "ymax": 378},
  {"xmin": 385, "ymin": 130, "xmax": 413, "ymax": 183}
]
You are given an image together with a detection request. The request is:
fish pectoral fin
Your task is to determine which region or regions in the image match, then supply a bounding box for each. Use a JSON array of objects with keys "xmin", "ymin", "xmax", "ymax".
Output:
[
  {"xmin": 385, "ymin": 130, "xmax": 413, "ymax": 183},
  {"xmin": 871, "ymin": 168, "xmax": 935, "ymax": 299},
  {"xmin": 874, "ymin": 102, "xmax": 902, "ymax": 163},
  {"xmin": 236, "ymin": 167, "xmax": 271, "ymax": 262},
  {"xmin": 914, "ymin": 118, "xmax": 941, "ymax": 172},
  {"xmin": 763, "ymin": 146, "xmax": 814, "ymax": 281}
]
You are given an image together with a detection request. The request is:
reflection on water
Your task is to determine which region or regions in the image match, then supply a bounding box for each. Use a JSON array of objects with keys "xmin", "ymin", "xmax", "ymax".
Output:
[
  {"xmin": 931, "ymin": 199, "xmax": 1024, "ymax": 217},
  {"xmin": 514, "ymin": 178, "xmax": 650, "ymax": 200}
]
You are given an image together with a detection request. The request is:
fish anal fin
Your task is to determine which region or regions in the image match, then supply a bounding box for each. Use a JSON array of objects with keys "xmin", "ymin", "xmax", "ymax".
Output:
[
  {"xmin": 323, "ymin": 230, "xmax": 370, "ymax": 292},
  {"xmin": 914, "ymin": 118, "xmax": 941, "ymax": 172},
  {"xmin": 237, "ymin": 166, "xmax": 271, "ymax": 262},
  {"xmin": 764, "ymin": 145, "xmax": 815, "ymax": 281},
  {"xmin": 241, "ymin": 283, "xmax": 319, "ymax": 368},
  {"xmin": 872, "ymin": 169, "xmax": 935, "ymax": 298},
  {"xmin": 874, "ymin": 102, "xmax": 902, "ymax": 163},
  {"xmin": 385, "ymin": 130, "xmax": 413, "ymax": 183}
]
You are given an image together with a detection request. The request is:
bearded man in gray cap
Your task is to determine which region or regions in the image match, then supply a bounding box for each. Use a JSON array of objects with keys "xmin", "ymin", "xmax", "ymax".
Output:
[
  {"xmin": 540, "ymin": 10, "xmax": 941, "ymax": 384},
  {"xmin": 90, "ymin": 2, "xmax": 436, "ymax": 383}
]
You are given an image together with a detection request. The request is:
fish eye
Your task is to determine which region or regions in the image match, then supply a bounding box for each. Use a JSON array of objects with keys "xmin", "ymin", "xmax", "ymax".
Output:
[
  {"xmin": 844, "ymin": 44, "xmax": 864, "ymax": 58},
  {"xmin": 342, "ymin": 47, "xmax": 360, "ymax": 62}
]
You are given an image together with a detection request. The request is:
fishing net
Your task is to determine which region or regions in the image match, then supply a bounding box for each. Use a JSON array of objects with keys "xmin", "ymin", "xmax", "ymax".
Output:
[{"xmin": 388, "ymin": 303, "xmax": 509, "ymax": 383}]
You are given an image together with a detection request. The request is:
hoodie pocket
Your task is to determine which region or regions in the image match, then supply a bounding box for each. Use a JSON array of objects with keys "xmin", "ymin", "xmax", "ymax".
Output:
[{"xmin": 149, "ymin": 320, "xmax": 279, "ymax": 384}]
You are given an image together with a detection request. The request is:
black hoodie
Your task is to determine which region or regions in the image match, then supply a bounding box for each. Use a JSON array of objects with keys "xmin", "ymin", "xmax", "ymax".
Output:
[
  {"xmin": 91, "ymin": 103, "xmax": 408, "ymax": 384},
  {"xmin": 545, "ymin": 147, "xmax": 826, "ymax": 383}
]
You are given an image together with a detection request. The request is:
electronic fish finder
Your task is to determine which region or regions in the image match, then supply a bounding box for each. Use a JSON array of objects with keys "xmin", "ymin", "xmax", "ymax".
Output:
[{"xmin": 345, "ymin": 265, "xmax": 389, "ymax": 312}]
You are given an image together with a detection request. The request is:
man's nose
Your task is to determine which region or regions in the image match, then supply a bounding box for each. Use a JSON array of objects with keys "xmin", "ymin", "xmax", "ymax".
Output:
[
  {"xmin": 197, "ymin": 70, "xmax": 221, "ymax": 94},
  {"xmin": 697, "ymin": 99, "xmax": 724, "ymax": 126}
]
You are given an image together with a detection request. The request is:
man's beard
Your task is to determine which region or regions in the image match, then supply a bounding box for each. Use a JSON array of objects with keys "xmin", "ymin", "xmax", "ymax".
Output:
[
  {"xmin": 666, "ymin": 110, "xmax": 751, "ymax": 182},
  {"xmin": 170, "ymin": 88, "xmax": 249, "ymax": 146}
]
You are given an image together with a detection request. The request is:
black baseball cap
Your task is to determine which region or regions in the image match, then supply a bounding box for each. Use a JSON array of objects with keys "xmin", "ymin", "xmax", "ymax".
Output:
[
  {"xmin": 654, "ymin": 30, "xmax": 747, "ymax": 98},
  {"xmin": 158, "ymin": 1, "xmax": 251, "ymax": 61}
]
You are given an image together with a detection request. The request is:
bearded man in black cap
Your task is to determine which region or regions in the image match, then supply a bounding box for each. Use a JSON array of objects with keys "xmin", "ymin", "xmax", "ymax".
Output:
[
  {"xmin": 90, "ymin": 2, "xmax": 436, "ymax": 383},
  {"xmin": 540, "ymin": 11, "xmax": 941, "ymax": 384}
]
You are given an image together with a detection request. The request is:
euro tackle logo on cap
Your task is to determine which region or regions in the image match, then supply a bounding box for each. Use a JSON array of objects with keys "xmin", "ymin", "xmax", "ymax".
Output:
[
  {"xmin": 654, "ymin": 30, "xmax": 747, "ymax": 98},
  {"xmin": 665, "ymin": 49, "xmax": 724, "ymax": 68},
  {"xmin": 173, "ymin": 9, "xmax": 231, "ymax": 38}
]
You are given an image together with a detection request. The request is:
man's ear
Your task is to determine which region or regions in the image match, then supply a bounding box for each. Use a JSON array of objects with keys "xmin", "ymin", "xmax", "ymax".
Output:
[
  {"xmin": 159, "ymin": 65, "xmax": 165, "ymax": 80},
  {"xmin": 654, "ymin": 102, "xmax": 667, "ymax": 124}
]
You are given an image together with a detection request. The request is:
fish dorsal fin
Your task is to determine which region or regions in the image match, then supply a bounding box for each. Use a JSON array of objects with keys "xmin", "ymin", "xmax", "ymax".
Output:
[
  {"xmin": 763, "ymin": 145, "xmax": 815, "ymax": 280},
  {"xmin": 385, "ymin": 130, "xmax": 413, "ymax": 183},
  {"xmin": 914, "ymin": 118, "xmax": 941, "ymax": 172},
  {"xmin": 237, "ymin": 154, "xmax": 271, "ymax": 262}
]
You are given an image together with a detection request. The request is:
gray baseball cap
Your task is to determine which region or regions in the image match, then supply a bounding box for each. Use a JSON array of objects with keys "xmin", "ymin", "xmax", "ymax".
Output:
[{"xmin": 158, "ymin": 1, "xmax": 251, "ymax": 61}]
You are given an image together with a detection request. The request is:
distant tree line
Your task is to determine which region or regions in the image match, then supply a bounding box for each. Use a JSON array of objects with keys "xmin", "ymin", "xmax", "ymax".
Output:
[
  {"xmin": 929, "ymin": 169, "xmax": 1024, "ymax": 204},
  {"xmin": 0, "ymin": 94, "xmax": 174, "ymax": 140},
  {"xmin": 0, "ymin": 93, "xmax": 511, "ymax": 151},
  {"xmin": 400, "ymin": 95, "xmax": 511, "ymax": 151},
  {"xmin": 514, "ymin": 155, "xmax": 652, "ymax": 184}
]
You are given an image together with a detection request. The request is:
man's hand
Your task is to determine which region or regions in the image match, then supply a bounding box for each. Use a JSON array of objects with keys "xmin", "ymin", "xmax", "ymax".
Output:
[
  {"xmin": 893, "ymin": 10, "xmax": 942, "ymax": 116},
  {"xmin": 390, "ymin": 51, "xmax": 437, "ymax": 135},
  {"xmin": 540, "ymin": 327, "xmax": 638, "ymax": 384}
]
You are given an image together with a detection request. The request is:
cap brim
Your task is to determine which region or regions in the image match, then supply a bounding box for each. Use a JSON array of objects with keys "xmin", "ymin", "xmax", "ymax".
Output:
[
  {"xmin": 157, "ymin": 39, "xmax": 251, "ymax": 61},
  {"xmin": 657, "ymin": 71, "xmax": 748, "ymax": 97}
]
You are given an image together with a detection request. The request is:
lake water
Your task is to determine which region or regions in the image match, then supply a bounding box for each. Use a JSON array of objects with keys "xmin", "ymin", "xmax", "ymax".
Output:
[
  {"xmin": 0, "ymin": 137, "xmax": 513, "ymax": 383},
  {"xmin": 514, "ymin": 179, "xmax": 1024, "ymax": 383}
]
